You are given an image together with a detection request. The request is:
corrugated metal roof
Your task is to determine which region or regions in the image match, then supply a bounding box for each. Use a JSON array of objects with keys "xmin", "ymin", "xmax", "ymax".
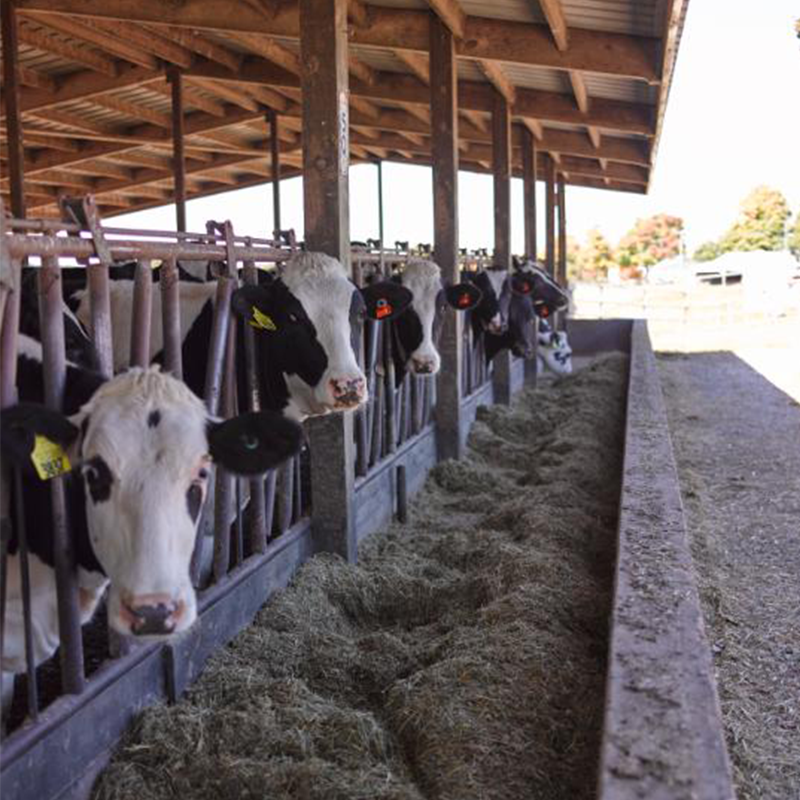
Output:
[
  {"xmin": 499, "ymin": 63, "xmax": 572, "ymax": 93},
  {"xmin": 562, "ymin": 0, "xmax": 665, "ymax": 36},
  {"xmin": 582, "ymin": 72, "xmax": 658, "ymax": 103},
  {"xmin": 459, "ymin": 0, "xmax": 541, "ymax": 23}
]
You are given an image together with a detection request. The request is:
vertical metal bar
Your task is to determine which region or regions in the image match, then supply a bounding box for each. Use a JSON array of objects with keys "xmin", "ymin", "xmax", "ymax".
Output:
[
  {"xmin": 276, "ymin": 461, "xmax": 294, "ymax": 536},
  {"xmin": 241, "ymin": 257, "xmax": 268, "ymax": 554},
  {"xmin": 396, "ymin": 465, "xmax": 407, "ymax": 523},
  {"xmin": 269, "ymin": 110, "xmax": 282, "ymax": 236},
  {"xmin": 377, "ymin": 159, "xmax": 385, "ymax": 274},
  {"xmin": 545, "ymin": 155, "xmax": 556, "ymax": 278},
  {"xmin": 0, "ymin": 262, "xmax": 21, "ymax": 409},
  {"xmin": 263, "ymin": 470, "xmax": 277, "ymax": 543},
  {"xmin": 293, "ymin": 454, "xmax": 302, "ymax": 523},
  {"xmin": 129, "ymin": 260, "xmax": 153, "ymax": 368},
  {"xmin": 160, "ymin": 258, "xmax": 183, "ymax": 379},
  {"xmin": 13, "ymin": 468, "xmax": 39, "ymax": 720},
  {"xmin": 169, "ymin": 68, "xmax": 187, "ymax": 233},
  {"xmin": 384, "ymin": 324, "xmax": 396, "ymax": 454},
  {"xmin": 557, "ymin": 175, "xmax": 568, "ymax": 332},
  {"xmin": 1, "ymin": 0, "xmax": 26, "ymax": 219},
  {"xmin": 492, "ymin": 89, "xmax": 512, "ymax": 270},
  {"xmin": 233, "ymin": 479, "xmax": 244, "ymax": 567},
  {"xmin": 38, "ymin": 259, "xmax": 85, "ymax": 695},
  {"xmin": 522, "ymin": 125, "xmax": 538, "ymax": 260}
]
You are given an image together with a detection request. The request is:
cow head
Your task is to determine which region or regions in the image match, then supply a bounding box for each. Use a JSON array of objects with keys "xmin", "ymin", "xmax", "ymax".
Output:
[
  {"xmin": 537, "ymin": 320, "xmax": 573, "ymax": 375},
  {"xmin": 391, "ymin": 260, "xmax": 482, "ymax": 381},
  {"xmin": 232, "ymin": 252, "xmax": 411, "ymax": 420},
  {"xmin": 466, "ymin": 267, "xmax": 533, "ymax": 336},
  {"xmin": 514, "ymin": 260, "xmax": 569, "ymax": 319},
  {"xmin": 1, "ymin": 367, "xmax": 303, "ymax": 639},
  {"xmin": 484, "ymin": 289, "xmax": 538, "ymax": 362}
]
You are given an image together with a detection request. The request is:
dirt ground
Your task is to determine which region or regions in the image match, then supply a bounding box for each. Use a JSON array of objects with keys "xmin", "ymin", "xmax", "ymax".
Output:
[
  {"xmin": 92, "ymin": 355, "xmax": 627, "ymax": 800},
  {"xmin": 658, "ymin": 351, "xmax": 800, "ymax": 799}
]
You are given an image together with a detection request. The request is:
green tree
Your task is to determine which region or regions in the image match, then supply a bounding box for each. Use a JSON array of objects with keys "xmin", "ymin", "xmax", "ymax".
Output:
[
  {"xmin": 616, "ymin": 213, "xmax": 683, "ymax": 269},
  {"xmin": 693, "ymin": 240, "xmax": 721, "ymax": 262},
  {"xmin": 788, "ymin": 212, "xmax": 800, "ymax": 258},
  {"xmin": 719, "ymin": 185, "xmax": 790, "ymax": 253}
]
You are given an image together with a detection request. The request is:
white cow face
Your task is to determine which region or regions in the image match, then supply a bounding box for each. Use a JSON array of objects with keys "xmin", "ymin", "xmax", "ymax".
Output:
[
  {"xmin": 538, "ymin": 326, "xmax": 573, "ymax": 375},
  {"xmin": 3, "ymin": 368, "xmax": 303, "ymax": 640}
]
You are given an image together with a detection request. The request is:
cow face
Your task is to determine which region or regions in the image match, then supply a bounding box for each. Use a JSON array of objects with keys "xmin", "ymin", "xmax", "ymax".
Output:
[
  {"xmin": 537, "ymin": 321, "xmax": 573, "ymax": 375},
  {"xmin": 515, "ymin": 261, "xmax": 569, "ymax": 319},
  {"xmin": 484, "ymin": 291, "xmax": 537, "ymax": 362},
  {"xmin": 392, "ymin": 260, "xmax": 481, "ymax": 378},
  {"xmin": 232, "ymin": 252, "xmax": 411, "ymax": 420},
  {"xmin": 2, "ymin": 368, "xmax": 303, "ymax": 640},
  {"xmin": 468, "ymin": 268, "xmax": 512, "ymax": 335}
]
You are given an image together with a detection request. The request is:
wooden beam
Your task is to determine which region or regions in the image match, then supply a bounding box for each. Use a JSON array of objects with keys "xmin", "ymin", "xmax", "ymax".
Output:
[
  {"xmin": 348, "ymin": 0, "xmax": 369, "ymax": 27},
  {"xmin": 536, "ymin": 0, "xmax": 569, "ymax": 51},
  {"xmin": 148, "ymin": 24, "xmax": 242, "ymax": 72},
  {"xmin": 17, "ymin": 22, "xmax": 119, "ymax": 75},
  {"xmin": 522, "ymin": 124, "xmax": 537, "ymax": 258},
  {"xmin": 229, "ymin": 32, "xmax": 301, "ymax": 74},
  {"xmin": 557, "ymin": 174, "xmax": 566, "ymax": 289},
  {"xmin": 89, "ymin": 18, "xmax": 196, "ymax": 68},
  {"xmin": 588, "ymin": 126, "xmax": 601, "ymax": 149},
  {"xmin": 147, "ymin": 81, "xmax": 226, "ymax": 117},
  {"xmin": 394, "ymin": 50, "xmax": 429, "ymax": 84},
  {"xmin": 348, "ymin": 54, "xmax": 375, "ymax": 86},
  {"xmin": 268, "ymin": 110, "xmax": 281, "ymax": 232},
  {"xmin": 2, "ymin": 0, "xmax": 27, "ymax": 216},
  {"xmin": 479, "ymin": 60, "xmax": 516, "ymax": 105},
  {"xmin": 18, "ymin": 65, "xmax": 57, "ymax": 93},
  {"xmin": 244, "ymin": 85, "xmax": 291, "ymax": 112},
  {"xmin": 429, "ymin": 12, "xmax": 462, "ymax": 458},
  {"xmin": 492, "ymin": 89, "xmax": 511, "ymax": 269},
  {"xmin": 545, "ymin": 154, "xmax": 556, "ymax": 276},
  {"xmin": 569, "ymin": 70, "xmax": 589, "ymax": 113},
  {"xmin": 183, "ymin": 60, "xmax": 656, "ymax": 136},
  {"xmin": 188, "ymin": 77, "xmax": 260, "ymax": 111},
  {"xmin": 424, "ymin": 0, "xmax": 465, "ymax": 40},
  {"xmin": 461, "ymin": 109, "xmax": 487, "ymax": 133},
  {"xmin": 169, "ymin": 68, "xmax": 187, "ymax": 232},
  {"xmin": 523, "ymin": 117, "xmax": 543, "ymax": 141},
  {"xmin": 89, "ymin": 95, "xmax": 172, "ymax": 127},
  {"xmin": 18, "ymin": 3, "xmax": 661, "ymax": 82}
]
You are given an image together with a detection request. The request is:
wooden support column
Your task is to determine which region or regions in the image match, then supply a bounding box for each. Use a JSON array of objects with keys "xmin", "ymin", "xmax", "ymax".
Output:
[
  {"xmin": 522, "ymin": 125, "xmax": 538, "ymax": 260},
  {"xmin": 430, "ymin": 12, "xmax": 463, "ymax": 460},
  {"xmin": 491, "ymin": 89, "xmax": 513, "ymax": 404},
  {"xmin": 268, "ymin": 110, "xmax": 282, "ymax": 234},
  {"xmin": 557, "ymin": 174, "xmax": 568, "ymax": 330},
  {"xmin": 168, "ymin": 68, "xmax": 187, "ymax": 232},
  {"xmin": 2, "ymin": 0, "xmax": 26, "ymax": 218},
  {"xmin": 301, "ymin": 0, "xmax": 356, "ymax": 562},
  {"xmin": 545, "ymin": 154, "xmax": 556, "ymax": 277}
]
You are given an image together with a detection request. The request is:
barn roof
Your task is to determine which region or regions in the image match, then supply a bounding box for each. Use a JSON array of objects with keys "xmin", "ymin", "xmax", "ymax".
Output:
[{"xmin": 1, "ymin": 0, "xmax": 689, "ymax": 219}]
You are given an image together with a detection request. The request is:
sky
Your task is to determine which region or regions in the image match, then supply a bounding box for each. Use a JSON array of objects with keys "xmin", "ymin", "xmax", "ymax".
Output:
[{"xmin": 114, "ymin": 0, "xmax": 800, "ymax": 257}]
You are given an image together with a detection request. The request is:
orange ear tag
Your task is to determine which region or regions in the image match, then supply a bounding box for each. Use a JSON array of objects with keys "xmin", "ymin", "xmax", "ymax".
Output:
[
  {"xmin": 458, "ymin": 293, "xmax": 472, "ymax": 308},
  {"xmin": 376, "ymin": 300, "xmax": 393, "ymax": 319}
]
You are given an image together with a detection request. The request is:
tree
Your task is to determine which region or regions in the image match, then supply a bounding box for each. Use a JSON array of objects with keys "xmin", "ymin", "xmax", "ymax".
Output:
[
  {"xmin": 572, "ymin": 229, "xmax": 615, "ymax": 281},
  {"xmin": 718, "ymin": 185, "xmax": 790, "ymax": 253},
  {"xmin": 693, "ymin": 240, "xmax": 721, "ymax": 262},
  {"xmin": 616, "ymin": 213, "xmax": 683, "ymax": 269},
  {"xmin": 788, "ymin": 212, "xmax": 800, "ymax": 258}
]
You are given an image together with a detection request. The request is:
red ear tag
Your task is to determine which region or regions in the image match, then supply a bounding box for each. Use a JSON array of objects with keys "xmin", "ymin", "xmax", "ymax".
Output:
[
  {"xmin": 541, "ymin": 306, "xmax": 550, "ymax": 317},
  {"xmin": 376, "ymin": 299, "xmax": 393, "ymax": 319},
  {"xmin": 458, "ymin": 293, "xmax": 473, "ymax": 308}
]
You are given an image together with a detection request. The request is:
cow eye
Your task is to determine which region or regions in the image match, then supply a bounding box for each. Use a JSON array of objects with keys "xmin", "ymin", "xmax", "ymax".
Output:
[
  {"xmin": 198, "ymin": 468, "xmax": 209, "ymax": 480},
  {"xmin": 288, "ymin": 312, "xmax": 299, "ymax": 324}
]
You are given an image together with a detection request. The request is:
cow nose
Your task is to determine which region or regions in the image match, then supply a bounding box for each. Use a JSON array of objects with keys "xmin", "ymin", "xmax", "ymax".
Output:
[
  {"xmin": 329, "ymin": 376, "xmax": 366, "ymax": 407},
  {"xmin": 411, "ymin": 357, "xmax": 437, "ymax": 374},
  {"xmin": 126, "ymin": 595, "xmax": 179, "ymax": 636}
]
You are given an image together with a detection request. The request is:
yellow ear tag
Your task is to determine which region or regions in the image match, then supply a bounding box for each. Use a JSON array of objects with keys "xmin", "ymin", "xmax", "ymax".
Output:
[
  {"xmin": 31, "ymin": 435, "xmax": 72, "ymax": 481},
  {"xmin": 250, "ymin": 306, "xmax": 277, "ymax": 331}
]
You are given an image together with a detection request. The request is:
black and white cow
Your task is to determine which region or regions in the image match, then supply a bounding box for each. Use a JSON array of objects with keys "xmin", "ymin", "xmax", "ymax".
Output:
[
  {"xmin": 387, "ymin": 259, "xmax": 482, "ymax": 386},
  {"xmin": 537, "ymin": 318, "xmax": 573, "ymax": 375},
  {"xmin": 483, "ymin": 289, "xmax": 538, "ymax": 363},
  {"xmin": 2, "ymin": 336, "xmax": 303, "ymax": 710},
  {"xmin": 75, "ymin": 251, "xmax": 412, "ymax": 421},
  {"xmin": 514, "ymin": 259, "xmax": 570, "ymax": 320}
]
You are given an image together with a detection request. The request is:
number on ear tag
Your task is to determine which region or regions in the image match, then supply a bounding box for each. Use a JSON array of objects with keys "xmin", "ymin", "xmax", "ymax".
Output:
[
  {"xmin": 250, "ymin": 307, "xmax": 277, "ymax": 331},
  {"xmin": 457, "ymin": 293, "xmax": 473, "ymax": 308},
  {"xmin": 376, "ymin": 300, "xmax": 393, "ymax": 319},
  {"xmin": 31, "ymin": 435, "xmax": 72, "ymax": 481}
]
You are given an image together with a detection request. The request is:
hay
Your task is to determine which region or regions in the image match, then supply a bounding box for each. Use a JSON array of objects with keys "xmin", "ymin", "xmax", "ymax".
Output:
[{"xmin": 94, "ymin": 354, "xmax": 628, "ymax": 800}]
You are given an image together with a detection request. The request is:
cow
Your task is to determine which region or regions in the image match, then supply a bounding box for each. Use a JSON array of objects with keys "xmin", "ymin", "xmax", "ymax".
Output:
[
  {"xmin": 536, "ymin": 318, "xmax": 573, "ymax": 375},
  {"xmin": 387, "ymin": 259, "xmax": 482, "ymax": 386},
  {"xmin": 2, "ymin": 335, "xmax": 303, "ymax": 715},
  {"xmin": 483, "ymin": 289, "xmax": 537, "ymax": 363},
  {"xmin": 75, "ymin": 251, "xmax": 412, "ymax": 422},
  {"xmin": 513, "ymin": 259, "xmax": 570, "ymax": 320}
]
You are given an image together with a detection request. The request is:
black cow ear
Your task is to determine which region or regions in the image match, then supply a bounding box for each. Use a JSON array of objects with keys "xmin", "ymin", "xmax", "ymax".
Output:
[
  {"xmin": 207, "ymin": 411, "xmax": 303, "ymax": 475},
  {"xmin": 361, "ymin": 281, "xmax": 413, "ymax": 321},
  {"xmin": 445, "ymin": 282, "xmax": 482, "ymax": 311},
  {"xmin": 1, "ymin": 403, "xmax": 79, "ymax": 475},
  {"xmin": 510, "ymin": 273, "xmax": 535, "ymax": 296},
  {"xmin": 231, "ymin": 285, "xmax": 279, "ymax": 332}
]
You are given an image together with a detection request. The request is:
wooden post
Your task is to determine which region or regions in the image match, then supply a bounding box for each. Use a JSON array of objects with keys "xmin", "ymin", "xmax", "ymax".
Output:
[
  {"xmin": 268, "ymin": 110, "xmax": 282, "ymax": 235},
  {"xmin": 557, "ymin": 174, "xmax": 568, "ymax": 330},
  {"xmin": 377, "ymin": 159, "xmax": 385, "ymax": 253},
  {"xmin": 522, "ymin": 126, "xmax": 539, "ymax": 385},
  {"xmin": 300, "ymin": 0, "xmax": 356, "ymax": 562},
  {"xmin": 430, "ymin": 12, "xmax": 463, "ymax": 460},
  {"xmin": 2, "ymin": 0, "xmax": 26, "ymax": 218},
  {"xmin": 168, "ymin": 68, "xmax": 187, "ymax": 232},
  {"xmin": 522, "ymin": 126, "xmax": 537, "ymax": 260},
  {"xmin": 491, "ymin": 89, "xmax": 512, "ymax": 404},
  {"xmin": 545, "ymin": 154, "xmax": 556, "ymax": 277}
]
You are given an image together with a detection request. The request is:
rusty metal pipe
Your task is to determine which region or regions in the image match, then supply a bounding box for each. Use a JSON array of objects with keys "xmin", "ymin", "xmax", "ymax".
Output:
[
  {"xmin": 159, "ymin": 258, "xmax": 183, "ymax": 380},
  {"xmin": 129, "ymin": 261, "xmax": 153, "ymax": 368}
]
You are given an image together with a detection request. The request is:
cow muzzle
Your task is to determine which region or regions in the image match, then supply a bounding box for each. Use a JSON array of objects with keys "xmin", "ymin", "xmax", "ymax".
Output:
[
  {"xmin": 411, "ymin": 356, "xmax": 438, "ymax": 375},
  {"xmin": 329, "ymin": 376, "xmax": 367, "ymax": 409},
  {"xmin": 121, "ymin": 593, "xmax": 186, "ymax": 637}
]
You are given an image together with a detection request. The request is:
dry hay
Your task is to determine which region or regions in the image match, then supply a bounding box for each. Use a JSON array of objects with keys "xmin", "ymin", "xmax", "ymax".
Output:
[{"xmin": 93, "ymin": 354, "xmax": 628, "ymax": 800}]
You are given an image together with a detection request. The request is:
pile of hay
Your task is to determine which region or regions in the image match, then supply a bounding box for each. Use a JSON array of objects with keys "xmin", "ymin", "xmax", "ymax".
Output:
[{"xmin": 94, "ymin": 354, "xmax": 628, "ymax": 800}]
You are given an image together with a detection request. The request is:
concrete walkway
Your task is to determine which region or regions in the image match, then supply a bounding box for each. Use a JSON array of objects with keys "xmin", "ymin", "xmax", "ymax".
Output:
[{"xmin": 658, "ymin": 352, "xmax": 800, "ymax": 800}]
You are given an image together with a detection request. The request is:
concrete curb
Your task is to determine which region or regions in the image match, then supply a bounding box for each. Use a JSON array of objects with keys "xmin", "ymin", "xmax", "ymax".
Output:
[{"xmin": 598, "ymin": 321, "xmax": 734, "ymax": 800}]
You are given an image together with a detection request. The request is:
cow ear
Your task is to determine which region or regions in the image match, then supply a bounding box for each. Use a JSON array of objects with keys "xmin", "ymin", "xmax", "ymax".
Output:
[
  {"xmin": 1, "ymin": 403, "xmax": 80, "ymax": 475},
  {"xmin": 510, "ymin": 273, "xmax": 535, "ymax": 296},
  {"xmin": 230, "ymin": 284, "xmax": 279, "ymax": 332},
  {"xmin": 444, "ymin": 282, "xmax": 482, "ymax": 311},
  {"xmin": 360, "ymin": 281, "xmax": 413, "ymax": 321},
  {"xmin": 207, "ymin": 411, "xmax": 303, "ymax": 475}
]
